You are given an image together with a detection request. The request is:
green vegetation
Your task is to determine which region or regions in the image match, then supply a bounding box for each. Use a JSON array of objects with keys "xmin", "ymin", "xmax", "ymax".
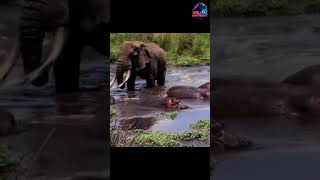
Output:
[
  {"xmin": 110, "ymin": 106, "xmax": 117, "ymax": 118},
  {"xmin": 312, "ymin": 25, "xmax": 320, "ymax": 32},
  {"xmin": 132, "ymin": 119, "xmax": 210, "ymax": 147},
  {"xmin": 157, "ymin": 111, "xmax": 178, "ymax": 120},
  {"xmin": 0, "ymin": 145, "xmax": 17, "ymax": 179},
  {"xmin": 110, "ymin": 106, "xmax": 135, "ymax": 147},
  {"xmin": 212, "ymin": 0, "xmax": 320, "ymax": 17},
  {"xmin": 110, "ymin": 33, "xmax": 210, "ymax": 66}
]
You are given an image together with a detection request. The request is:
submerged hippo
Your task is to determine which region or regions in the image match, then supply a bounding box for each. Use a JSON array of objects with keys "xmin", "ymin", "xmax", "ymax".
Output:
[
  {"xmin": 111, "ymin": 94, "xmax": 189, "ymax": 110},
  {"xmin": 166, "ymin": 82, "xmax": 210, "ymax": 99},
  {"xmin": 213, "ymin": 65, "xmax": 320, "ymax": 118},
  {"xmin": 283, "ymin": 64, "xmax": 320, "ymax": 87}
]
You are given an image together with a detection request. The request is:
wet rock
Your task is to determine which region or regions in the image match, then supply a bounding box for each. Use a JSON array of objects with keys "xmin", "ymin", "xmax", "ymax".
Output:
[{"xmin": 0, "ymin": 110, "xmax": 15, "ymax": 136}]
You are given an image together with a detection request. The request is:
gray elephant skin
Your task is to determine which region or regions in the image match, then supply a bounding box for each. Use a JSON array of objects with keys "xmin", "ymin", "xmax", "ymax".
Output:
[{"xmin": 110, "ymin": 41, "xmax": 167, "ymax": 91}]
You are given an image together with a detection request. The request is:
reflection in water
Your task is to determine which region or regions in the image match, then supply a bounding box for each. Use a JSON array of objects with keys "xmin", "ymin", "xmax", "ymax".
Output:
[
  {"xmin": 119, "ymin": 117, "xmax": 157, "ymax": 130},
  {"xmin": 0, "ymin": 62, "xmax": 107, "ymax": 127}
]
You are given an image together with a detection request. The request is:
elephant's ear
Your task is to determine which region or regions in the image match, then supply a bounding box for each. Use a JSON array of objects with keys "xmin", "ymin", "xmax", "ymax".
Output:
[{"xmin": 140, "ymin": 44, "xmax": 152, "ymax": 59}]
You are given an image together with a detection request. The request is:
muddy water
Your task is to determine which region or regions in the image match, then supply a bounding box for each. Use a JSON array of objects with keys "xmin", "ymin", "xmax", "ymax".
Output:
[
  {"xmin": 212, "ymin": 15, "xmax": 320, "ymax": 179},
  {"xmin": 0, "ymin": 5, "xmax": 109, "ymax": 178},
  {"xmin": 0, "ymin": 60, "xmax": 108, "ymax": 178},
  {"xmin": 110, "ymin": 65, "xmax": 210, "ymax": 138}
]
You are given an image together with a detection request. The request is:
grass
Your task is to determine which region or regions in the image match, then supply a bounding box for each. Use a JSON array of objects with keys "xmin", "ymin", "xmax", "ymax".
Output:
[
  {"xmin": 132, "ymin": 119, "xmax": 210, "ymax": 147},
  {"xmin": 312, "ymin": 25, "xmax": 320, "ymax": 32},
  {"xmin": 0, "ymin": 145, "xmax": 17, "ymax": 179},
  {"xmin": 110, "ymin": 105, "xmax": 210, "ymax": 147},
  {"xmin": 110, "ymin": 106, "xmax": 117, "ymax": 118},
  {"xmin": 110, "ymin": 106, "xmax": 136, "ymax": 147},
  {"xmin": 212, "ymin": 0, "xmax": 320, "ymax": 17},
  {"xmin": 110, "ymin": 33, "xmax": 210, "ymax": 66},
  {"xmin": 157, "ymin": 111, "xmax": 178, "ymax": 120}
]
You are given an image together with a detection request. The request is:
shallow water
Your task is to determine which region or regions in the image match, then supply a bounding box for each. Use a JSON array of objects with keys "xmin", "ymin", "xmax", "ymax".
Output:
[
  {"xmin": 110, "ymin": 65, "xmax": 210, "ymax": 144},
  {"xmin": 211, "ymin": 15, "xmax": 320, "ymax": 179},
  {"xmin": 0, "ymin": 5, "xmax": 109, "ymax": 177}
]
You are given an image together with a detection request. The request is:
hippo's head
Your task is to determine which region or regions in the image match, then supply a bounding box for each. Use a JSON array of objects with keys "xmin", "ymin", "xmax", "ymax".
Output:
[{"xmin": 161, "ymin": 97, "xmax": 189, "ymax": 109}]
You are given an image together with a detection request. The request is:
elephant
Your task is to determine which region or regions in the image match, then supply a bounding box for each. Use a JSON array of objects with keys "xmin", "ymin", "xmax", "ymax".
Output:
[
  {"xmin": 0, "ymin": 0, "xmax": 110, "ymax": 93},
  {"xmin": 110, "ymin": 41, "xmax": 167, "ymax": 91},
  {"xmin": 213, "ymin": 65, "xmax": 320, "ymax": 118},
  {"xmin": 166, "ymin": 82, "xmax": 210, "ymax": 99}
]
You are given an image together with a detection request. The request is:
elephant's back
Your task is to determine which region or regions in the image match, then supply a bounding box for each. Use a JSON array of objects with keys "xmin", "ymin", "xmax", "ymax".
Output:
[{"xmin": 145, "ymin": 42, "xmax": 166, "ymax": 55}]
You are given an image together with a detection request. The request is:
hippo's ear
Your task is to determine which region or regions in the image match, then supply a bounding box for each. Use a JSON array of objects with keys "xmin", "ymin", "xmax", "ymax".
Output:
[{"xmin": 140, "ymin": 44, "xmax": 151, "ymax": 59}]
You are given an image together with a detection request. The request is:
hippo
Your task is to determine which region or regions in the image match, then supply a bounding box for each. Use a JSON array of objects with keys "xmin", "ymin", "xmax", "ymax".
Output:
[
  {"xmin": 111, "ymin": 94, "xmax": 189, "ymax": 110},
  {"xmin": 166, "ymin": 82, "xmax": 210, "ymax": 99},
  {"xmin": 211, "ymin": 65, "xmax": 320, "ymax": 156},
  {"xmin": 283, "ymin": 64, "xmax": 320, "ymax": 87},
  {"xmin": 212, "ymin": 65, "xmax": 320, "ymax": 118}
]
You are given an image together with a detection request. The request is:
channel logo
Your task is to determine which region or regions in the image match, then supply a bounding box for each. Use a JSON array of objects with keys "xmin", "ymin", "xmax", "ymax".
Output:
[{"xmin": 192, "ymin": 2, "xmax": 208, "ymax": 19}]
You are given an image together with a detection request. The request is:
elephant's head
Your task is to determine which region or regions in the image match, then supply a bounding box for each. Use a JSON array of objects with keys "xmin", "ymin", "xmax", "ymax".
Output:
[{"xmin": 110, "ymin": 41, "xmax": 152, "ymax": 89}]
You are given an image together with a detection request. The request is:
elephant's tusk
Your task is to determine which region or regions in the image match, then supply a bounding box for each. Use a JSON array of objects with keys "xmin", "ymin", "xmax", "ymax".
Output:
[
  {"xmin": 110, "ymin": 75, "xmax": 116, "ymax": 88},
  {"xmin": 0, "ymin": 41, "xmax": 20, "ymax": 82},
  {"xmin": 117, "ymin": 70, "xmax": 131, "ymax": 88},
  {"xmin": 22, "ymin": 27, "xmax": 66, "ymax": 85}
]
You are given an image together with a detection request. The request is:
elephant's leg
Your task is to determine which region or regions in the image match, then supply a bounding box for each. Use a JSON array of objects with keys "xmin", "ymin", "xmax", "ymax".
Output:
[
  {"xmin": 146, "ymin": 75, "xmax": 156, "ymax": 88},
  {"xmin": 53, "ymin": 38, "xmax": 83, "ymax": 93},
  {"xmin": 19, "ymin": 1, "xmax": 49, "ymax": 87},
  {"xmin": 20, "ymin": 38, "xmax": 49, "ymax": 87},
  {"xmin": 157, "ymin": 69, "xmax": 166, "ymax": 86},
  {"xmin": 53, "ymin": 0, "xmax": 84, "ymax": 93},
  {"xmin": 127, "ymin": 74, "xmax": 136, "ymax": 91}
]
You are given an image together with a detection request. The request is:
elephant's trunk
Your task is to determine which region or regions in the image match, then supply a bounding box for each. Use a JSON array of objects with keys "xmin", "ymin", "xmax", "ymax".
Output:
[
  {"xmin": 110, "ymin": 76, "xmax": 116, "ymax": 87},
  {"xmin": 115, "ymin": 59, "xmax": 126, "ymax": 88},
  {"xmin": 0, "ymin": 41, "xmax": 20, "ymax": 82},
  {"xmin": 22, "ymin": 27, "xmax": 66, "ymax": 85},
  {"xmin": 117, "ymin": 70, "xmax": 131, "ymax": 88}
]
